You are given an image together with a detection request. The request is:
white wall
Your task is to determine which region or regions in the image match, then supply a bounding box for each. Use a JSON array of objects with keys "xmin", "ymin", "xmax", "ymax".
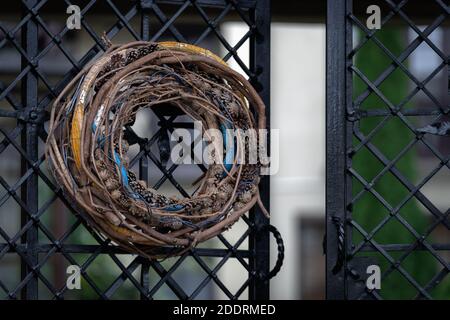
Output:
[{"xmin": 222, "ymin": 23, "xmax": 326, "ymax": 299}]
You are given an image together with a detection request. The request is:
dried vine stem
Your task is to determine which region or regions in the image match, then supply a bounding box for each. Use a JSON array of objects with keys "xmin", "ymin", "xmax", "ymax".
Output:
[{"xmin": 46, "ymin": 41, "xmax": 269, "ymax": 258}]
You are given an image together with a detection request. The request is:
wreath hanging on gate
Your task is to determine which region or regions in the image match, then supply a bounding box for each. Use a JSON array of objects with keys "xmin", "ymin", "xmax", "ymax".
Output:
[{"xmin": 45, "ymin": 41, "xmax": 272, "ymax": 258}]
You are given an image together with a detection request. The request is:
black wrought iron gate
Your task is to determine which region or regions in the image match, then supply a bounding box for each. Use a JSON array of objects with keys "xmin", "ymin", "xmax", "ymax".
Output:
[
  {"xmin": 327, "ymin": 0, "xmax": 450, "ymax": 299},
  {"xmin": 0, "ymin": 0, "xmax": 270, "ymax": 300}
]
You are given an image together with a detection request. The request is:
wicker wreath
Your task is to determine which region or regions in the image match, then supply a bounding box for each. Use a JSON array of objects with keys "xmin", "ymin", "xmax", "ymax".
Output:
[{"xmin": 45, "ymin": 41, "xmax": 269, "ymax": 258}]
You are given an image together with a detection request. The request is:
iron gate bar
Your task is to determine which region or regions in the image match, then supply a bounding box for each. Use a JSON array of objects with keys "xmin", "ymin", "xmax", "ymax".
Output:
[
  {"xmin": 20, "ymin": 0, "xmax": 39, "ymax": 300},
  {"xmin": 153, "ymin": 0, "xmax": 256, "ymax": 9},
  {"xmin": 0, "ymin": 244, "xmax": 251, "ymax": 257},
  {"xmin": 327, "ymin": 0, "xmax": 450, "ymax": 300},
  {"xmin": 326, "ymin": 0, "xmax": 348, "ymax": 300},
  {"xmin": 0, "ymin": 0, "xmax": 271, "ymax": 300},
  {"xmin": 249, "ymin": 0, "xmax": 270, "ymax": 300},
  {"xmin": 139, "ymin": 2, "xmax": 153, "ymax": 299}
]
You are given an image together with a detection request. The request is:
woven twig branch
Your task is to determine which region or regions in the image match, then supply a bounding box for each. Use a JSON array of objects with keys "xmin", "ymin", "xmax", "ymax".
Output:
[{"xmin": 45, "ymin": 41, "xmax": 268, "ymax": 258}]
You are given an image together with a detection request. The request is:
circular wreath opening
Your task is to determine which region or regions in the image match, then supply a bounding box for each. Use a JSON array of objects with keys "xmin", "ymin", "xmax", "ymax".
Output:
[{"xmin": 46, "ymin": 41, "xmax": 269, "ymax": 258}]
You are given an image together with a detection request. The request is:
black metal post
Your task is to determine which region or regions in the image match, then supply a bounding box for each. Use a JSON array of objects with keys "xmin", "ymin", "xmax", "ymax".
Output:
[
  {"xmin": 249, "ymin": 0, "xmax": 271, "ymax": 300},
  {"xmin": 326, "ymin": 0, "xmax": 348, "ymax": 300},
  {"xmin": 141, "ymin": 0, "xmax": 152, "ymax": 42},
  {"xmin": 140, "ymin": 0, "xmax": 152, "ymax": 300},
  {"xmin": 20, "ymin": 0, "xmax": 39, "ymax": 300}
]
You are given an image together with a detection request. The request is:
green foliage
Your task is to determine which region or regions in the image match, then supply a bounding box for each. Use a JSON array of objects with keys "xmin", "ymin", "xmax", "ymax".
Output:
[{"xmin": 352, "ymin": 28, "xmax": 439, "ymax": 299}]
